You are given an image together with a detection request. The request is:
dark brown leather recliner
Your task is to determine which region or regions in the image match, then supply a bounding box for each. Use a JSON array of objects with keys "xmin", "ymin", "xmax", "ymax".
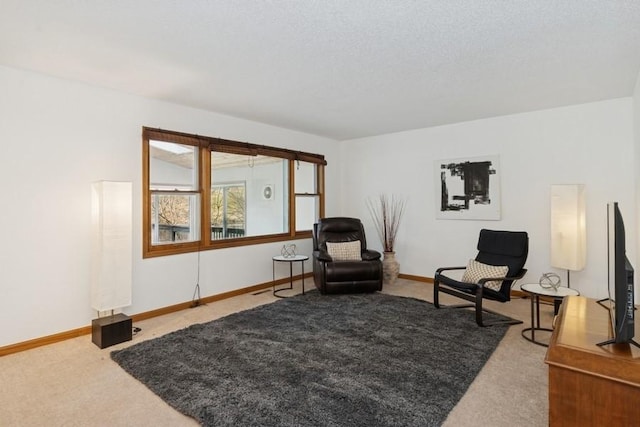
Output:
[{"xmin": 312, "ymin": 217, "xmax": 383, "ymax": 294}]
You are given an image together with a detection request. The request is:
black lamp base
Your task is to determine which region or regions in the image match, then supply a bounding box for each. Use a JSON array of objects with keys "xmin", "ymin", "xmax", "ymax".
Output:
[{"xmin": 92, "ymin": 313, "xmax": 132, "ymax": 349}]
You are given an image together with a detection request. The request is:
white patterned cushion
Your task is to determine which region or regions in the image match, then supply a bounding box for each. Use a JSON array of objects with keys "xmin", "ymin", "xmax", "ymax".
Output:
[
  {"xmin": 461, "ymin": 259, "xmax": 509, "ymax": 291},
  {"xmin": 326, "ymin": 240, "xmax": 362, "ymax": 261}
]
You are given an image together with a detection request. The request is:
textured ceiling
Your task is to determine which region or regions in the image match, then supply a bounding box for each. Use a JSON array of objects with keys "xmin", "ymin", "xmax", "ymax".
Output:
[{"xmin": 1, "ymin": 1, "xmax": 640, "ymax": 140}]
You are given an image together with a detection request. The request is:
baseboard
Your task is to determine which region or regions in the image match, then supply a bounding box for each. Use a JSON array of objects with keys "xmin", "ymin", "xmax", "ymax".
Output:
[
  {"xmin": 0, "ymin": 272, "xmax": 313, "ymax": 357},
  {"xmin": 0, "ymin": 326, "xmax": 93, "ymax": 357},
  {"xmin": 511, "ymin": 289, "xmax": 527, "ymax": 298},
  {"xmin": 398, "ymin": 273, "xmax": 433, "ymax": 283}
]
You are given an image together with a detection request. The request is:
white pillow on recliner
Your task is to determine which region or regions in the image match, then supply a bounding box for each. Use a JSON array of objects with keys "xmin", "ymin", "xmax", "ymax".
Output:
[
  {"xmin": 461, "ymin": 259, "xmax": 508, "ymax": 291},
  {"xmin": 326, "ymin": 240, "xmax": 362, "ymax": 261}
]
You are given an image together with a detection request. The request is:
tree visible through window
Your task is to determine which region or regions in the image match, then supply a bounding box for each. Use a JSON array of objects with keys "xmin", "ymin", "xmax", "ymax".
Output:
[
  {"xmin": 211, "ymin": 183, "xmax": 245, "ymax": 239},
  {"xmin": 152, "ymin": 194, "xmax": 196, "ymax": 242}
]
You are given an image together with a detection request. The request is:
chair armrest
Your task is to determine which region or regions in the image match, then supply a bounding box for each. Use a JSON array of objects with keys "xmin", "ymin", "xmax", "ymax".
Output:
[
  {"xmin": 313, "ymin": 249, "xmax": 333, "ymax": 262},
  {"xmin": 435, "ymin": 266, "xmax": 467, "ymax": 275},
  {"xmin": 361, "ymin": 249, "xmax": 381, "ymax": 261},
  {"xmin": 477, "ymin": 268, "xmax": 527, "ymax": 287},
  {"xmin": 512, "ymin": 268, "xmax": 527, "ymax": 280}
]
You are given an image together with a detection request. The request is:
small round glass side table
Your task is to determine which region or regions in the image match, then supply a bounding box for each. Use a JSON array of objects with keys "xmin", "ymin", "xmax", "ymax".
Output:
[
  {"xmin": 272, "ymin": 255, "xmax": 309, "ymax": 298},
  {"xmin": 521, "ymin": 283, "xmax": 580, "ymax": 347}
]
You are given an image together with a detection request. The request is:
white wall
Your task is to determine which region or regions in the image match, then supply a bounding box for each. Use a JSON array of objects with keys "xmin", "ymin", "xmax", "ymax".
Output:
[
  {"xmin": 0, "ymin": 65, "xmax": 340, "ymax": 347},
  {"xmin": 341, "ymin": 98, "xmax": 636, "ymax": 302}
]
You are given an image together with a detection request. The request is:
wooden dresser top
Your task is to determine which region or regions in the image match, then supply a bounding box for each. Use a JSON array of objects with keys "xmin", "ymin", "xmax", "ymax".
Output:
[{"xmin": 545, "ymin": 295, "xmax": 640, "ymax": 387}]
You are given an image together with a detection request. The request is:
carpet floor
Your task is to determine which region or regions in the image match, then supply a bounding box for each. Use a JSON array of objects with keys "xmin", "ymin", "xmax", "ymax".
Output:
[{"xmin": 112, "ymin": 291, "xmax": 509, "ymax": 427}]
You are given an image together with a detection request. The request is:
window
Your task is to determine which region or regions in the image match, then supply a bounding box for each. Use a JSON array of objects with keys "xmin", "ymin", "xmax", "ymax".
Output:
[
  {"xmin": 148, "ymin": 140, "xmax": 200, "ymax": 245},
  {"xmin": 211, "ymin": 152, "xmax": 288, "ymax": 238},
  {"xmin": 143, "ymin": 127, "xmax": 326, "ymax": 257},
  {"xmin": 211, "ymin": 182, "xmax": 246, "ymax": 239},
  {"xmin": 294, "ymin": 160, "xmax": 322, "ymax": 232}
]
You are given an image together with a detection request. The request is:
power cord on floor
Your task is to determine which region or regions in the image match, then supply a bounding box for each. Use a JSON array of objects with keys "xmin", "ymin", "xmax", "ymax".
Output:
[
  {"xmin": 132, "ymin": 326, "xmax": 142, "ymax": 336},
  {"xmin": 191, "ymin": 283, "xmax": 202, "ymax": 308},
  {"xmin": 190, "ymin": 243, "xmax": 204, "ymax": 308}
]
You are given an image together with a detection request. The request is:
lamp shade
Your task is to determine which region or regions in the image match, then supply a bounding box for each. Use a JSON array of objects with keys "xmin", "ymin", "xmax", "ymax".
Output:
[
  {"xmin": 550, "ymin": 184, "xmax": 586, "ymax": 271},
  {"xmin": 91, "ymin": 181, "xmax": 132, "ymax": 312}
]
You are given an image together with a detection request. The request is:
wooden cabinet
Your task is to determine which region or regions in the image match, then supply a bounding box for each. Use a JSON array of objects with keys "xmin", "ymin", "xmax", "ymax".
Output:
[{"xmin": 545, "ymin": 296, "xmax": 640, "ymax": 426}]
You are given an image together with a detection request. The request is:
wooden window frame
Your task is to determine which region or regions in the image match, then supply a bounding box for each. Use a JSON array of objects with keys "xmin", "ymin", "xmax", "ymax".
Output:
[{"xmin": 142, "ymin": 127, "xmax": 326, "ymax": 258}]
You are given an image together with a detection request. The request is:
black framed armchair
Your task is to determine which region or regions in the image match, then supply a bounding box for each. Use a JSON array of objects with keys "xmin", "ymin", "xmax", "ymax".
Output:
[
  {"xmin": 434, "ymin": 229, "xmax": 528, "ymax": 326},
  {"xmin": 312, "ymin": 217, "xmax": 383, "ymax": 294}
]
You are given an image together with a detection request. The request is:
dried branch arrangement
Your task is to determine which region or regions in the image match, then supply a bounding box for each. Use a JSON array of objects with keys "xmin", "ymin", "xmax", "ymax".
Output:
[{"xmin": 367, "ymin": 194, "xmax": 406, "ymax": 252}]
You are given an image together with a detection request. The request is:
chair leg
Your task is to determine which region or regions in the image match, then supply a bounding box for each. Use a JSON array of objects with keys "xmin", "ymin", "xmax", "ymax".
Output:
[
  {"xmin": 475, "ymin": 288, "xmax": 523, "ymax": 327},
  {"xmin": 435, "ymin": 280, "xmax": 475, "ymax": 309},
  {"xmin": 435, "ymin": 281, "xmax": 521, "ymax": 326},
  {"xmin": 475, "ymin": 290, "xmax": 484, "ymax": 326}
]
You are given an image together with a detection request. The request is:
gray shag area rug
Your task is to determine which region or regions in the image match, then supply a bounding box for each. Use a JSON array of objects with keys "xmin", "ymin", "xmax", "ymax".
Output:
[{"xmin": 111, "ymin": 291, "xmax": 509, "ymax": 426}]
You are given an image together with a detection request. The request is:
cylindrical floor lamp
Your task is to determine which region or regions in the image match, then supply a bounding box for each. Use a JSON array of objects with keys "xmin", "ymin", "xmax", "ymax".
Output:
[
  {"xmin": 550, "ymin": 184, "xmax": 586, "ymax": 288},
  {"xmin": 91, "ymin": 181, "xmax": 133, "ymax": 348}
]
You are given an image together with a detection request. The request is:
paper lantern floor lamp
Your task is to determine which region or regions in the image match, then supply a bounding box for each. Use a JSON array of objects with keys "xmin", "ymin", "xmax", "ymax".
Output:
[
  {"xmin": 550, "ymin": 184, "xmax": 586, "ymax": 288},
  {"xmin": 91, "ymin": 181, "xmax": 133, "ymax": 348}
]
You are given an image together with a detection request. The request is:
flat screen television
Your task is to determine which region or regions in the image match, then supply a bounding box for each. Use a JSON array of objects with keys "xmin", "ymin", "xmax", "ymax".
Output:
[{"xmin": 597, "ymin": 202, "xmax": 638, "ymax": 347}]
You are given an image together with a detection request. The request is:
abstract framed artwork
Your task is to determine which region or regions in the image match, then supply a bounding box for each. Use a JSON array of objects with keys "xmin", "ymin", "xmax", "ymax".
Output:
[{"xmin": 435, "ymin": 155, "xmax": 501, "ymax": 220}]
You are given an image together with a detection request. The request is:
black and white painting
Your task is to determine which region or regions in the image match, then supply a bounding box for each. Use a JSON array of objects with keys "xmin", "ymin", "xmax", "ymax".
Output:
[{"xmin": 435, "ymin": 155, "xmax": 501, "ymax": 220}]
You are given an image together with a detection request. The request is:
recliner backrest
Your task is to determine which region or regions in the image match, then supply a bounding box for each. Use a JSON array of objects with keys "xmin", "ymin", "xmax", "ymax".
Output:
[{"xmin": 313, "ymin": 217, "xmax": 367, "ymax": 252}]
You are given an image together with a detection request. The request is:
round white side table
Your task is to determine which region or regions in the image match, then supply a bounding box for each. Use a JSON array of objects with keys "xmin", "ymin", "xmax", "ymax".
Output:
[
  {"xmin": 521, "ymin": 282, "xmax": 579, "ymax": 347},
  {"xmin": 272, "ymin": 255, "xmax": 309, "ymax": 298}
]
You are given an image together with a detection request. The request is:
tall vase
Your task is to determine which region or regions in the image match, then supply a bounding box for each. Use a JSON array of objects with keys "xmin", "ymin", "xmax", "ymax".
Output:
[{"xmin": 382, "ymin": 251, "xmax": 400, "ymax": 285}]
